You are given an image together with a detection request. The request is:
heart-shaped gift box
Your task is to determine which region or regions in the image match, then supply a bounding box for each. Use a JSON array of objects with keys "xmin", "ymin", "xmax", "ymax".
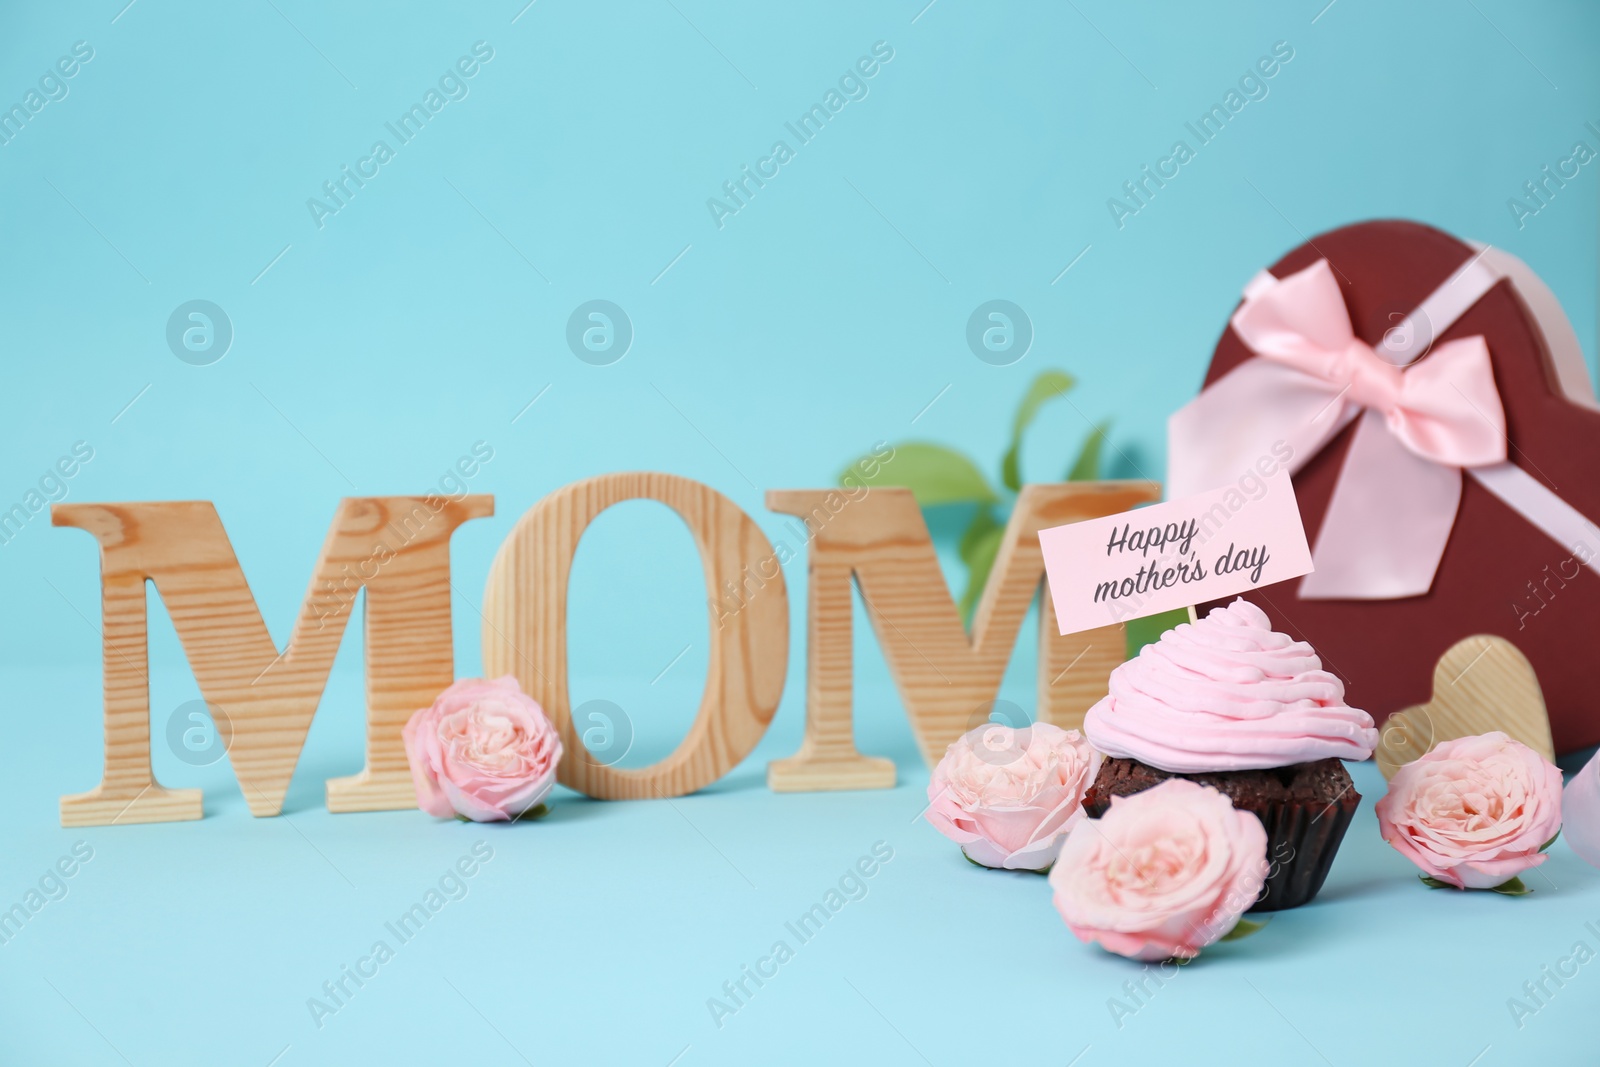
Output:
[{"xmin": 1185, "ymin": 219, "xmax": 1600, "ymax": 754}]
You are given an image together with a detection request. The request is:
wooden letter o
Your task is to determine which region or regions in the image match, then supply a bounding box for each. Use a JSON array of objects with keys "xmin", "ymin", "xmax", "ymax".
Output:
[{"xmin": 482, "ymin": 473, "xmax": 789, "ymax": 799}]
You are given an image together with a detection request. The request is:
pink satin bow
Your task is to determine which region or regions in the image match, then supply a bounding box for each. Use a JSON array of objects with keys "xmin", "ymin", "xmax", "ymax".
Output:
[{"xmin": 1168, "ymin": 258, "xmax": 1508, "ymax": 599}]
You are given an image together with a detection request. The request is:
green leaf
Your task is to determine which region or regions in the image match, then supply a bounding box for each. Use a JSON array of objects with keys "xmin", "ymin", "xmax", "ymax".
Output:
[
  {"xmin": 1065, "ymin": 421, "xmax": 1110, "ymax": 482},
  {"xmin": 1489, "ymin": 876, "xmax": 1532, "ymax": 896},
  {"xmin": 1541, "ymin": 830, "xmax": 1561, "ymax": 852},
  {"xmin": 839, "ymin": 442, "xmax": 997, "ymax": 506},
  {"xmin": 1418, "ymin": 875, "xmax": 1457, "ymax": 890},
  {"xmin": 1124, "ymin": 608, "xmax": 1191, "ymax": 659},
  {"xmin": 957, "ymin": 507, "xmax": 1003, "ymax": 566},
  {"xmin": 1219, "ymin": 917, "xmax": 1268, "ymax": 942},
  {"xmin": 957, "ymin": 515, "xmax": 1007, "ymax": 626},
  {"xmin": 1000, "ymin": 369, "xmax": 1076, "ymax": 492},
  {"xmin": 469, "ymin": 802, "xmax": 550, "ymax": 824}
]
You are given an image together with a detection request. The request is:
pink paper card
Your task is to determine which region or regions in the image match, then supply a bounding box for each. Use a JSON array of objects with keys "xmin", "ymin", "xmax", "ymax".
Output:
[{"xmin": 1039, "ymin": 468, "xmax": 1314, "ymax": 636}]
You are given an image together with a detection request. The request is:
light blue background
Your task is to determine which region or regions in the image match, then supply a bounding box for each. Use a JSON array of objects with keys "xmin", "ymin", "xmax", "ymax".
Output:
[{"xmin": 1, "ymin": 1, "xmax": 1598, "ymax": 1063}]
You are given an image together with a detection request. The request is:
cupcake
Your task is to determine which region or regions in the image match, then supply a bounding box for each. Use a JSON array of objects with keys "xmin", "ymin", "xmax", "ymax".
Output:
[{"xmin": 1080, "ymin": 598, "xmax": 1377, "ymax": 911}]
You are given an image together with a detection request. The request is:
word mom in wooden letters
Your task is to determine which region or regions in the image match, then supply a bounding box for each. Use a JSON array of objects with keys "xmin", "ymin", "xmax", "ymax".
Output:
[{"xmin": 56, "ymin": 474, "xmax": 1152, "ymax": 826}]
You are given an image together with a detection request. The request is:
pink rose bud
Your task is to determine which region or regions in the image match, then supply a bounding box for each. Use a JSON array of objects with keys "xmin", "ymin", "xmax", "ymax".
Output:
[
  {"xmin": 925, "ymin": 722, "xmax": 1101, "ymax": 872},
  {"xmin": 1376, "ymin": 731, "xmax": 1562, "ymax": 891},
  {"xmin": 1049, "ymin": 779, "xmax": 1269, "ymax": 961},
  {"xmin": 402, "ymin": 675, "xmax": 564, "ymax": 822}
]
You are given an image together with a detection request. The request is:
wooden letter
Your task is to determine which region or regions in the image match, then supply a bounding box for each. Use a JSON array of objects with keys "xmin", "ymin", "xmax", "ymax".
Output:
[
  {"xmin": 765, "ymin": 481, "xmax": 1159, "ymax": 792},
  {"xmin": 482, "ymin": 473, "xmax": 788, "ymax": 800},
  {"xmin": 54, "ymin": 496, "xmax": 492, "ymax": 826}
]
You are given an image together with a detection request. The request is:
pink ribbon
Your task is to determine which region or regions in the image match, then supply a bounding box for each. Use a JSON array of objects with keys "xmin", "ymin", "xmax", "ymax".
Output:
[
  {"xmin": 1565, "ymin": 750, "xmax": 1600, "ymax": 871},
  {"xmin": 1168, "ymin": 259, "xmax": 1508, "ymax": 599}
]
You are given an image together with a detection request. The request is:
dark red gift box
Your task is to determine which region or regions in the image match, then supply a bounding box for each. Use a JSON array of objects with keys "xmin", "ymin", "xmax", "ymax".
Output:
[{"xmin": 1190, "ymin": 220, "xmax": 1600, "ymax": 754}]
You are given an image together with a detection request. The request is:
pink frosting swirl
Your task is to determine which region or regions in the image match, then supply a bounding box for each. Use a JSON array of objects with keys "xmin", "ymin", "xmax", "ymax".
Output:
[{"xmin": 1084, "ymin": 599, "xmax": 1376, "ymax": 772}]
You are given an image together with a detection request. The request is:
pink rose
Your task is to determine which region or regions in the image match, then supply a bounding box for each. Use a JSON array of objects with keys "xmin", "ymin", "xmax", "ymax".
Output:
[
  {"xmin": 1050, "ymin": 780, "xmax": 1268, "ymax": 961},
  {"xmin": 1376, "ymin": 731, "xmax": 1562, "ymax": 890},
  {"xmin": 925, "ymin": 722, "xmax": 1101, "ymax": 871},
  {"xmin": 402, "ymin": 675, "xmax": 563, "ymax": 822}
]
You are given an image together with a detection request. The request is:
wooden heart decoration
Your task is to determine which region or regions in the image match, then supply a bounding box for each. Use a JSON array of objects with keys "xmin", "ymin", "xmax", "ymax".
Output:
[{"xmin": 1375, "ymin": 635, "xmax": 1556, "ymax": 779}]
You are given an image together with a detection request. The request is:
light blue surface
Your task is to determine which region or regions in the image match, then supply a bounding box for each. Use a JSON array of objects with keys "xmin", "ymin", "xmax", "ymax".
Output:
[
  {"xmin": 2, "ymin": 1, "xmax": 1599, "ymax": 1063},
  {"xmin": 6, "ymin": 667, "xmax": 1600, "ymax": 1065}
]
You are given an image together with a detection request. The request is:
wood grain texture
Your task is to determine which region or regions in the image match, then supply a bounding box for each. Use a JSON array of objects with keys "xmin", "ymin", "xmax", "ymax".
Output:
[
  {"xmin": 481, "ymin": 473, "xmax": 788, "ymax": 800},
  {"xmin": 765, "ymin": 481, "xmax": 1159, "ymax": 792},
  {"xmin": 1376, "ymin": 634, "xmax": 1556, "ymax": 779},
  {"xmin": 54, "ymin": 496, "xmax": 491, "ymax": 826}
]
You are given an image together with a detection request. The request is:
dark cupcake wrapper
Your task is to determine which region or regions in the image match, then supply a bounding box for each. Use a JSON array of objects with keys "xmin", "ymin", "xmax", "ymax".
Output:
[{"xmin": 1080, "ymin": 756, "xmax": 1361, "ymax": 912}]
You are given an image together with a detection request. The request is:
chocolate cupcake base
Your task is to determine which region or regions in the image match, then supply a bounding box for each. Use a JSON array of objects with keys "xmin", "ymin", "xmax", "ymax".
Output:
[{"xmin": 1081, "ymin": 756, "xmax": 1360, "ymax": 912}]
